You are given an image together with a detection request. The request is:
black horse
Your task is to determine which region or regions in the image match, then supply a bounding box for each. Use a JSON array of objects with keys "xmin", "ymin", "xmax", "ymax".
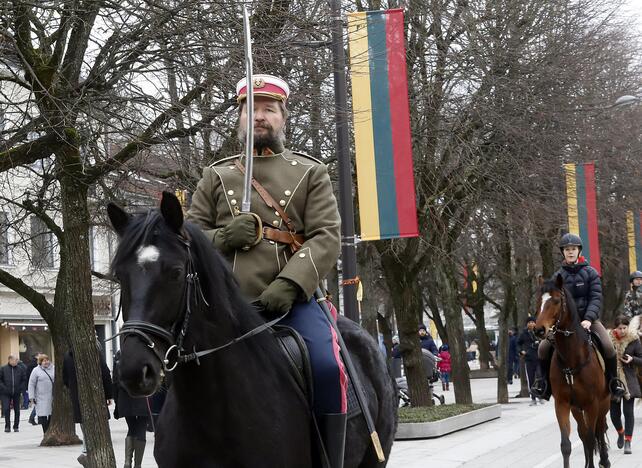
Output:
[{"xmin": 108, "ymin": 192, "xmax": 397, "ymax": 468}]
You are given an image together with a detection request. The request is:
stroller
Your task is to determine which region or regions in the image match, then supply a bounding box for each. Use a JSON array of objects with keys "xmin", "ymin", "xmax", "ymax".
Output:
[{"xmin": 393, "ymin": 349, "xmax": 445, "ymax": 406}]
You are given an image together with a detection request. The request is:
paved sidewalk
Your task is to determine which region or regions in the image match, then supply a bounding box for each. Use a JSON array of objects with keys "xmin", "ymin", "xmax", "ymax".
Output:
[{"xmin": 1, "ymin": 379, "xmax": 641, "ymax": 467}]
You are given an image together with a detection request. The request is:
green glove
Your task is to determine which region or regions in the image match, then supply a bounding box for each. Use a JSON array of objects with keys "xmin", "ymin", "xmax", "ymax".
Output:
[
  {"xmin": 214, "ymin": 213, "xmax": 261, "ymax": 252},
  {"xmin": 258, "ymin": 278, "xmax": 300, "ymax": 316}
]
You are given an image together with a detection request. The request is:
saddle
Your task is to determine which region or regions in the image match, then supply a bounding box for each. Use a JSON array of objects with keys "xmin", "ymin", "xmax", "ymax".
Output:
[
  {"xmin": 590, "ymin": 332, "xmax": 605, "ymax": 373},
  {"xmin": 272, "ymin": 325, "xmax": 361, "ymax": 418}
]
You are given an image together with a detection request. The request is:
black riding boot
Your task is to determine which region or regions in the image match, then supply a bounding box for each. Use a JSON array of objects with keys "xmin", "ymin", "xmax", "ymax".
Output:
[
  {"xmin": 604, "ymin": 355, "xmax": 626, "ymax": 399},
  {"xmin": 133, "ymin": 439, "xmax": 146, "ymax": 468},
  {"xmin": 319, "ymin": 413, "xmax": 347, "ymax": 468},
  {"xmin": 123, "ymin": 436, "xmax": 134, "ymax": 468},
  {"xmin": 531, "ymin": 357, "xmax": 552, "ymax": 401}
]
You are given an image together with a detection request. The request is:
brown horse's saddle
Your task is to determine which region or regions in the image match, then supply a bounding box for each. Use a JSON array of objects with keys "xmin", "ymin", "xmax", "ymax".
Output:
[{"xmin": 272, "ymin": 325, "xmax": 361, "ymax": 418}]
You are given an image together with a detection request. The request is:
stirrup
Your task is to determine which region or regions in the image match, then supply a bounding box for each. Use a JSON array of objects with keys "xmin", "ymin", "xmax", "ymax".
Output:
[{"xmin": 609, "ymin": 378, "xmax": 626, "ymax": 397}]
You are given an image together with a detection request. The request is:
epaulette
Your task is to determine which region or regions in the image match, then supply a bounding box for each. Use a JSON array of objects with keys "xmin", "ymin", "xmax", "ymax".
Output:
[
  {"xmin": 208, "ymin": 154, "xmax": 241, "ymax": 168},
  {"xmin": 291, "ymin": 151, "xmax": 323, "ymax": 165}
]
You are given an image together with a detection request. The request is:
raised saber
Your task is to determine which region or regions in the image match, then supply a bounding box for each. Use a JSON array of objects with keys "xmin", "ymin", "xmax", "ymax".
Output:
[
  {"xmin": 314, "ymin": 288, "xmax": 386, "ymax": 463},
  {"xmin": 241, "ymin": 5, "xmax": 254, "ymax": 213}
]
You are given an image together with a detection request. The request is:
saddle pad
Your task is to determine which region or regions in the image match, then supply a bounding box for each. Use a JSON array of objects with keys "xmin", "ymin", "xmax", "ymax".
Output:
[
  {"xmin": 592, "ymin": 342, "xmax": 605, "ymax": 373},
  {"xmin": 346, "ymin": 378, "xmax": 362, "ymax": 419},
  {"xmin": 273, "ymin": 325, "xmax": 314, "ymax": 405}
]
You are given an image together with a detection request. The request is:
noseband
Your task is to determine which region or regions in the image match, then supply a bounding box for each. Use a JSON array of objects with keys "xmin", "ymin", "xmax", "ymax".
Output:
[{"xmin": 109, "ymin": 229, "xmax": 287, "ymax": 373}]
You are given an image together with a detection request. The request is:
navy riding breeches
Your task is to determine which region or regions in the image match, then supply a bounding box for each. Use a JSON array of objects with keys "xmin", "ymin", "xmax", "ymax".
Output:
[{"xmin": 279, "ymin": 298, "xmax": 347, "ymax": 415}]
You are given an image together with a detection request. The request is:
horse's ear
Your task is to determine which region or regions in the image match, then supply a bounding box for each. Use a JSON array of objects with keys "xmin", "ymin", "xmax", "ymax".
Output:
[
  {"xmin": 555, "ymin": 273, "xmax": 564, "ymax": 289},
  {"xmin": 107, "ymin": 203, "xmax": 131, "ymax": 237},
  {"xmin": 160, "ymin": 191, "xmax": 184, "ymax": 233}
]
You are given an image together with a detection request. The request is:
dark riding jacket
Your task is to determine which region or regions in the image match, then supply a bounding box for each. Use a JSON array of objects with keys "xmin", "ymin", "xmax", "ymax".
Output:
[{"xmin": 555, "ymin": 258, "xmax": 602, "ymax": 323}]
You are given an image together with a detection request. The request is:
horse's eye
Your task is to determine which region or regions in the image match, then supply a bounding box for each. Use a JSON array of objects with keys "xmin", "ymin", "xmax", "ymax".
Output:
[{"xmin": 169, "ymin": 267, "xmax": 184, "ymax": 281}]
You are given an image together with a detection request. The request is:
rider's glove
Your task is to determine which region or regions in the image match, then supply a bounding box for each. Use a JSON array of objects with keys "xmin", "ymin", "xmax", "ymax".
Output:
[
  {"xmin": 258, "ymin": 278, "xmax": 300, "ymax": 317},
  {"xmin": 214, "ymin": 213, "xmax": 262, "ymax": 253}
]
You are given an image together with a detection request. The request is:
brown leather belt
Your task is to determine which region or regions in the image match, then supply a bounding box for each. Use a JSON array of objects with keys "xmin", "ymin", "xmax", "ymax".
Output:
[{"xmin": 262, "ymin": 227, "xmax": 305, "ymax": 248}]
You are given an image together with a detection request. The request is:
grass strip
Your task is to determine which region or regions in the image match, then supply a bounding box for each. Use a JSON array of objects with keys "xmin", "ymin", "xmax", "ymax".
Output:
[{"xmin": 398, "ymin": 403, "xmax": 490, "ymax": 423}]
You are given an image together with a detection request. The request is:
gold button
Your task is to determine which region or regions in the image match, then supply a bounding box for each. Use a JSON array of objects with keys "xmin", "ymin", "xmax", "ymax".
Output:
[
  {"xmin": 285, "ymin": 190, "xmax": 292, "ymax": 196},
  {"xmin": 231, "ymin": 199, "xmax": 237, "ymax": 205},
  {"xmin": 272, "ymin": 220, "xmax": 279, "ymax": 227},
  {"xmin": 228, "ymin": 166, "xmax": 235, "ymax": 169},
  {"xmin": 275, "ymin": 211, "xmax": 280, "ymax": 217},
  {"xmin": 291, "ymin": 161, "xmax": 298, "ymax": 166},
  {"xmin": 269, "ymin": 241, "xmax": 275, "ymax": 245},
  {"xmin": 227, "ymin": 190, "xmax": 234, "ymax": 196},
  {"xmin": 279, "ymin": 200, "xmax": 286, "ymax": 206},
  {"xmin": 298, "ymin": 253, "xmax": 306, "ymax": 258}
]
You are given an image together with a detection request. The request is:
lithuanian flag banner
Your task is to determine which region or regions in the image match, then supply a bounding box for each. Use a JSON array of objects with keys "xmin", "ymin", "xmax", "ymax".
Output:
[
  {"xmin": 564, "ymin": 162, "xmax": 601, "ymax": 274},
  {"xmin": 347, "ymin": 9, "xmax": 418, "ymax": 241},
  {"xmin": 626, "ymin": 210, "xmax": 642, "ymax": 272}
]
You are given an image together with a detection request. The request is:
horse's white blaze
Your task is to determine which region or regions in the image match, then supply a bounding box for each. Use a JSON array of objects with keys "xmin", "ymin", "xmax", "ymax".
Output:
[
  {"xmin": 137, "ymin": 245, "xmax": 160, "ymax": 266},
  {"xmin": 540, "ymin": 293, "xmax": 551, "ymax": 315}
]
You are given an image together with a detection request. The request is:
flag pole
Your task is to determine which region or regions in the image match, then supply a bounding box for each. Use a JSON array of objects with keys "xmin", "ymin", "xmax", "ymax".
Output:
[{"xmin": 329, "ymin": 0, "xmax": 359, "ymax": 322}]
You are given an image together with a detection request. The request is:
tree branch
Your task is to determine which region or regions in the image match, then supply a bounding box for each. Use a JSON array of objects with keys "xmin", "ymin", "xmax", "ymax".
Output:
[
  {"xmin": 0, "ymin": 133, "xmax": 61, "ymax": 173},
  {"xmin": 0, "ymin": 268, "xmax": 55, "ymax": 317}
]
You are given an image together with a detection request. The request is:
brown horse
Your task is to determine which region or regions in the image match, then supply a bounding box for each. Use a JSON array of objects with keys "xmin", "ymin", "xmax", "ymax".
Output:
[{"xmin": 535, "ymin": 274, "xmax": 610, "ymax": 468}]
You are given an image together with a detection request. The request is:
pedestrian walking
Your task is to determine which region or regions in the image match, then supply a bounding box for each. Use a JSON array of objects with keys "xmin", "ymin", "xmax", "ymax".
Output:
[
  {"xmin": 437, "ymin": 345, "xmax": 452, "ymax": 391},
  {"xmin": 113, "ymin": 350, "xmax": 149, "ymax": 468},
  {"xmin": 507, "ymin": 328, "xmax": 519, "ymax": 384},
  {"xmin": 27, "ymin": 354, "xmax": 55, "ymax": 433},
  {"xmin": 26, "ymin": 353, "xmax": 41, "ymax": 425},
  {"xmin": 518, "ymin": 317, "xmax": 542, "ymax": 405},
  {"xmin": 187, "ymin": 74, "xmax": 347, "ymax": 468},
  {"xmin": 624, "ymin": 271, "xmax": 642, "ymax": 320},
  {"xmin": 0, "ymin": 354, "xmax": 27, "ymax": 432},
  {"xmin": 608, "ymin": 315, "xmax": 642, "ymax": 454}
]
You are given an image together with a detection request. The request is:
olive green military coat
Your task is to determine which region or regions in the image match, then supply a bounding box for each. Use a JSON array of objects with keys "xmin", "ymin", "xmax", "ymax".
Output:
[{"xmin": 187, "ymin": 150, "xmax": 341, "ymax": 301}]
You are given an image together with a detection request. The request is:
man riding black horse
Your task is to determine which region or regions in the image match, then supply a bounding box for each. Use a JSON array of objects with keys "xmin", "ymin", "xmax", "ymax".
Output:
[
  {"xmin": 531, "ymin": 233, "xmax": 626, "ymax": 401},
  {"xmin": 187, "ymin": 75, "xmax": 347, "ymax": 467}
]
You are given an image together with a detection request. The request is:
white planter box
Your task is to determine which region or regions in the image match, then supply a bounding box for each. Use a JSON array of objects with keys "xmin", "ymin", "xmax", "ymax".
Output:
[{"xmin": 395, "ymin": 404, "xmax": 502, "ymax": 440}]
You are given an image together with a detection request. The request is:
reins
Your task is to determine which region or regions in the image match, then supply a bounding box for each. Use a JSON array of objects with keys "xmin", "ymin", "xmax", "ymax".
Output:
[{"xmin": 107, "ymin": 228, "xmax": 286, "ymax": 373}]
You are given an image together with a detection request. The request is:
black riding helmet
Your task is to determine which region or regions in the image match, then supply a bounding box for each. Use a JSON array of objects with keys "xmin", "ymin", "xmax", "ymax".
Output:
[
  {"xmin": 630, "ymin": 270, "xmax": 642, "ymax": 282},
  {"xmin": 559, "ymin": 233, "xmax": 583, "ymax": 253}
]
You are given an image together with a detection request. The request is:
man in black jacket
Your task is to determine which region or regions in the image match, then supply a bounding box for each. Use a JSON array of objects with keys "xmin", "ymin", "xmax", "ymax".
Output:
[
  {"xmin": 0, "ymin": 354, "xmax": 27, "ymax": 432},
  {"xmin": 518, "ymin": 317, "xmax": 542, "ymax": 405},
  {"xmin": 418, "ymin": 324, "xmax": 439, "ymax": 355},
  {"xmin": 531, "ymin": 233, "xmax": 626, "ymax": 401}
]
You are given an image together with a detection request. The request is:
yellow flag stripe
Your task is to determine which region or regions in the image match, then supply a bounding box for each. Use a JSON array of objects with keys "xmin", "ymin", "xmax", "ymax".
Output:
[
  {"xmin": 348, "ymin": 12, "xmax": 380, "ymax": 240},
  {"xmin": 564, "ymin": 164, "xmax": 579, "ymax": 234},
  {"xmin": 627, "ymin": 211, "xmax": 637, "ymax": 273}
]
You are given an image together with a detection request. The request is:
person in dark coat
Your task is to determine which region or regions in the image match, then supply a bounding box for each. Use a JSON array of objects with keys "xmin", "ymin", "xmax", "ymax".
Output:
[
  {"xmin": 113, "ymin": 350, "xmax": 149, "ymax": 468},
  {"xmin": 507, "ymin": 328, "xmax": 519, "ymax": 384},
  {"xmin": 26, "ymin": 353, "xmax": 40, "ymax": 424},
  {"xmin": 0, "ymin": 354, "xmax": 27, "ymax": 432},
  {"xmin": 609, "ymin": 315, "xmax": 642, "ymax": 454},
  {"xmin": 532, "ymin": 233, "xmax": 626, "ymax": 401},
  {"xmin": 62, "ymin": 347, "xmax": 113, "ymax": 466},
  {"xmin": 518, "ymin": 317, "xmax": 542, "ymax": 405},
  {"xmin": 418, "ymin": 324, "xmax": 438, "ymax": 355}
]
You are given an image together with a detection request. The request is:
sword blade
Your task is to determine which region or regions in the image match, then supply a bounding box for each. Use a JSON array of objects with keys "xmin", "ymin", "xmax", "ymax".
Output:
[{"xmin": 242, "ymin": 5, "xmax": 254, "ymax": 213}]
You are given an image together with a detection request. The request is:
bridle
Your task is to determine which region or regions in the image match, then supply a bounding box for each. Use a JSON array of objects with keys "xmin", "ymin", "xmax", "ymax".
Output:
[
  {"xmin": 108, "ymin": 229, "xmax": 285, "ymax": 373},
  {"xmin": 544, "ymin": 288, "xmax": 592, "ymax": 385}
]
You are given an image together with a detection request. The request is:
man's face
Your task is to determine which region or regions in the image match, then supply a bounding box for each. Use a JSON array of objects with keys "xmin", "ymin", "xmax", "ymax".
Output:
[
  {"xmin": 8, "ymin": 357, "xmax": 17, "ymax": 366},
  {"xmin": 527, "ymin": 321, "xmax": 536, "ymax": 330},
  {"xmin": 563, "ymin": 245, "xmax": 580, "ymax": 263},
  {"xmin": 238, "ymin": 96, "xmax": 286, "ymax": 150},
  {"xmin": 633, "ymin": 278, "xmax": 642, "ymax": 287},
  {"xmin": 418, "ymin": 329, "xmax": 426, "ymax": 337}
]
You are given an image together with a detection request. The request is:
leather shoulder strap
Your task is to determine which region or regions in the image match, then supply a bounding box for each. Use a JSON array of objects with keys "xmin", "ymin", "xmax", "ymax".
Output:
[{"xmin": 234, "ymin": 160, "xmax": 296, "ymax": 233}]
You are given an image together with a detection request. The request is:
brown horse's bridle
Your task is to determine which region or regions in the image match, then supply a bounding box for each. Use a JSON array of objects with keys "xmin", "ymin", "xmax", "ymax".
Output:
[{"xmin": 546, "ymin": 288, "xmax": 593, "ymax": 386}]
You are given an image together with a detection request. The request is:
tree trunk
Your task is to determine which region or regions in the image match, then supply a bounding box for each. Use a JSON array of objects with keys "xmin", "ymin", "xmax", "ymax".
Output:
[
  {"xmin": 439, "ymin": 262, "xmax": 472, "ymax": 404},
  {"xmin": 517, "ymin": 356, "xmax": 530, "ymax": 398},
  {"xmin": 383, "ymin": 254, "xmax": 432, "ymax": 407},
  {"xmin": 538, "ymin": 230, "xmax": 556, "ymax": 279},
  {"xmin": 496, "ymin": 314, "xmax": 510, "ymax": 403},
  {"xmin": 473, "ymin": 304, "xmax": 491, "ymax": 370},
  {"xmin": 58, "ymin": 139, "xmax": 116, "ymax": 468}
]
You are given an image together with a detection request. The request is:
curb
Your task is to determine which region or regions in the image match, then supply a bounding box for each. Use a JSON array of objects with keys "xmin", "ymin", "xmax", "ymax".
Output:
[{"xmin": 395, "ymin": 404, "xmax": 502, "ymax": 440}]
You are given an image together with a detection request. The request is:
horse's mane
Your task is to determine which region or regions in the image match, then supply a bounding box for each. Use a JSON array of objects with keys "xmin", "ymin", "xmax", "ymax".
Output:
[
  {"xmin": 111, "ymin": 209, "xmax": 276, "ymax": 346},
  {"xmin": 542, "ymin": 279, "xmax": 586, "ymax": 339}
]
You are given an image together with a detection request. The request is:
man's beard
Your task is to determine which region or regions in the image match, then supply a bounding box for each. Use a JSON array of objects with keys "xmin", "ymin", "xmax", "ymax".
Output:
[{"xmin": 237, "ymin": 124, "xmax": 286, "ymax": 153}]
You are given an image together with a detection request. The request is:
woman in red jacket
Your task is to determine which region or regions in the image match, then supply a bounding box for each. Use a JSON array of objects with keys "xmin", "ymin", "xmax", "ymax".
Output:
[{"xmin": 437, "ymin": 345, "xmax": 452, "ymax": 391}]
